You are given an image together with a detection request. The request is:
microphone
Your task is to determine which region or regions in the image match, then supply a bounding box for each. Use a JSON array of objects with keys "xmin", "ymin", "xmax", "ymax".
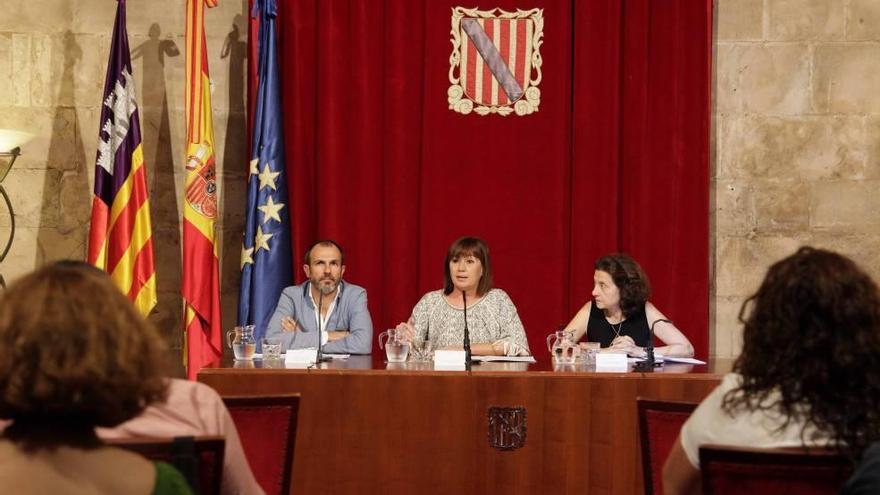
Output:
[
  {"xmin": 314, "ymin": 287, "xmax": 330, "ymax": 364},
  {"xmin": 462, "ymin": 290, "xmax": 472, "ymax": 371},
  {"xmin": 640, "ymin": 318, "xmax": 673, "ymax": 370}
]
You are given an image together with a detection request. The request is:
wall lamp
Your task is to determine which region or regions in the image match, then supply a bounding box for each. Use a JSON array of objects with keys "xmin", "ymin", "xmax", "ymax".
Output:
[{"xmin": 0, "ymin": 129, "xmax": 35, "ymax": 288}]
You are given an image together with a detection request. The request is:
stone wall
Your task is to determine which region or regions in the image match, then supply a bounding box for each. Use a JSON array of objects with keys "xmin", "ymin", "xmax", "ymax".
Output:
[
  {"xmin": 2, "ymin": 0, "xmax": 878, "ymax": 364},
  {"xmin": 0, "ymin": 0, "xmax": 248, "ymax": 374},
  {"xmin": 713, "ymin": 0, "xmax": 880, "ymax": 358}
]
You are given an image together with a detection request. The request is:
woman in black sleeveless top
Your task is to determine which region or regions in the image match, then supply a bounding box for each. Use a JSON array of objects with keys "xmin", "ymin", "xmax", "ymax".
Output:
[{"xmin": 564, "ymin": 254, "xmax": 694, "ymax": 358}]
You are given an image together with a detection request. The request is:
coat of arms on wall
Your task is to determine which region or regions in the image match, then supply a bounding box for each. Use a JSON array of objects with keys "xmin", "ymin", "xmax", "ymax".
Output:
[{"xmin": 448, "ymin": 7, "xmax": 543, "ymax": 116}]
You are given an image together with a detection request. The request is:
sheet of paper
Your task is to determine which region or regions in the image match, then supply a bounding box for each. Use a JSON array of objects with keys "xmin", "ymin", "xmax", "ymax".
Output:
[
  {"xmin": 661, "ymin": 356, "xmax": 706, "ymax": 365},
  {"xmin": 629, "ymin": 355, "xmax": 707, "ymax": 365},
  {"xmin": 283, "ymin": 349, "xmax": 350, "ymax": 363},
  {"xmin": 472, "ymin": 355, "xmax": 537, "ymax": 363}
]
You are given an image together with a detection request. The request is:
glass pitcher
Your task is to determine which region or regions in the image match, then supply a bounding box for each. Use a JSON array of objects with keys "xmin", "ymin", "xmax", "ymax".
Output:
[
  {"xmin": 546, "ymin": 329, "xmax": 578, "ymax": 365},
  {"xmin": 227, "ymin": 325, "xmax": 257, "ymax": 361},
  {"xmin": 378, "ymin": 328, "xmax": 410, "ymax": 363}
]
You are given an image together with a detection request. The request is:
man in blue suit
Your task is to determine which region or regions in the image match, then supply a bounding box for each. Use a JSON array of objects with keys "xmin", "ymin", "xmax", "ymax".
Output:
[{"xmin": 265, "ymin": 240, "xmax": 373, "ymax": 354}]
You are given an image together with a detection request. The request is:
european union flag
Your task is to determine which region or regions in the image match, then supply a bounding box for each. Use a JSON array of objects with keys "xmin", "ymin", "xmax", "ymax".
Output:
[{"xmin": 238, "ymin": 0, "xmax": 292, "ymax": 348}]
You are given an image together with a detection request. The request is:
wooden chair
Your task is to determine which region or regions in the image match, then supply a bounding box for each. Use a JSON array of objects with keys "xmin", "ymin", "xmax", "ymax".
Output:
[
  {"xmin": 223, "ymin": 394, "xmax": 300, "ymax": 495},
  {"xmin": 108, "ymin": 435, "xmax": 225, "ymax": 495},
  {"xmin": 637, "ymin": 398, "xmax": 699, "ymax": 495},
  {"xmin": 700, "ymin": 444, "xmax": 853, "ymax": 495}
]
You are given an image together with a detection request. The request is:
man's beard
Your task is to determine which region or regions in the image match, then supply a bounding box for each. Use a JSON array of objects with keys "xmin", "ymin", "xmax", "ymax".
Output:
[{"xmin": 314, "ymin": 277, "xmax": 339, "ymax": 295}]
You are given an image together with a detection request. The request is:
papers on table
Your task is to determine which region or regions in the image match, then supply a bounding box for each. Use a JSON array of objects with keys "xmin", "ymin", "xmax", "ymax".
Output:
[
  {"xmin": 628, "ymin": 352, "xmax": 707, "ymax": 365},
  {"xmin": 472, "ymin": 355, "xmax": 536, "ymax": 363},
  {"xmin": 433, "ymin": 351, "xmax": 536, "ymax": 368},
  {"xmin": 660, "ymin": 356, "xmax": 706, "ymax": 365},
  {"xmin": 284, "ymin": 348, "xmax": 351, "ymax": 364}
]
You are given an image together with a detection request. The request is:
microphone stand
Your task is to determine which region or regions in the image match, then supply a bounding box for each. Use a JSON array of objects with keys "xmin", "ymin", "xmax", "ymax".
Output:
[
  {"xmin": 634, "ymin": 318, "xmax": 673, "ymax": 372},
  {"xmin": 314, "ymin": 288, "xmax": 330, "ymax": 365},
  {"xmin": 462, "ymin": 290, "xmax": 472, "ymax": 371}
]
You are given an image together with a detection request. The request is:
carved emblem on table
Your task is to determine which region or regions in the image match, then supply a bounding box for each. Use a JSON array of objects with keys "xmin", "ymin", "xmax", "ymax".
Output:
[{"xmin": 487, "ymin": 406, "xmax": 527, "ymax": 451}]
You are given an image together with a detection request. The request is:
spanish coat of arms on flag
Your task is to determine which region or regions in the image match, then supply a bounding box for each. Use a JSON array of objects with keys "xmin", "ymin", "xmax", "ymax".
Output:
[{"xmin": 448, "ymin": 7, "xmax": 544, "ymax": 116}]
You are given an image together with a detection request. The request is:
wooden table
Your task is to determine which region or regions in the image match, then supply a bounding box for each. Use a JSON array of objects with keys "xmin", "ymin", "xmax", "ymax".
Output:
[{"xmin": 199, "ymin": 355, "xmax": 729, "ymax": 495}]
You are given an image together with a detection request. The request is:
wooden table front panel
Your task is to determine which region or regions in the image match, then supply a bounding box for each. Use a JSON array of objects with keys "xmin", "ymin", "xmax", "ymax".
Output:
[{"xmin": 199, "ymin": 359, "xmax": 723, "ymax": 495}]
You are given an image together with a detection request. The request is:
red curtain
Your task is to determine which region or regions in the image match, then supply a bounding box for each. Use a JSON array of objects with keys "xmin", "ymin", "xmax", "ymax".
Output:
[{"xmin": 259, "ymin": 0, "xmax": 712, "ymax": 358}]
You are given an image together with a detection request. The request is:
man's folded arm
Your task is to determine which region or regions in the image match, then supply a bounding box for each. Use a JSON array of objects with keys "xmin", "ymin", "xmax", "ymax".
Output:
[
  {"xmin": 323, "ymin": 289, "xmax": 373, "ymax": 354},
  {"xmin": 266, "ymin": 288, "xmax": 299, "ymax": 350}
]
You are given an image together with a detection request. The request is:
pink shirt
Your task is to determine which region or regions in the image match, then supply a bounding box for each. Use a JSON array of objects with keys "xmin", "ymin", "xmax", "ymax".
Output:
[{"xmin": 96, "ymin": 379, "xmax": 265, "ymax": 495}]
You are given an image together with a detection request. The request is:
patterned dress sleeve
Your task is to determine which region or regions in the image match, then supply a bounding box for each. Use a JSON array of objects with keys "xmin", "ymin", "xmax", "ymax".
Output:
[
  {"xmin": 409, "ymin": 291, "xmax": 436, "ymax": 341},
  {"xmin": 490, "ymin": 289, "xmax": 531, "ymax": 356}
]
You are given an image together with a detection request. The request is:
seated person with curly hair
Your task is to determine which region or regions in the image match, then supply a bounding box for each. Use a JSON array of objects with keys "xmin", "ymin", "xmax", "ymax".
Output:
[
  {"xmin": 0, "ymin": 262, "xmax": 191, "ymax": 494},
  {"xmin": 563, "ymin": 253, "xmax": 693, "ymax": 357},
  {"xmin": 663, "ymin": 247, "xmax": 880, "ymax": 495}
]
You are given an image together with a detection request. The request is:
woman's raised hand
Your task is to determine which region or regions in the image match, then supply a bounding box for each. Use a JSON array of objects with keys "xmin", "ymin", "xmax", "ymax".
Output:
[{"xmin": 395, "ymin": 320, "xmax": 415, "ymax": 342}]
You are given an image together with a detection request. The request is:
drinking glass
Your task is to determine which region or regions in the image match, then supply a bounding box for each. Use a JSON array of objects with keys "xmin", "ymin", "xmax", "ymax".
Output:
[
  {"xmin": 409, "ymin": 339, "xmax": 434, "ymax": 362},
  {"xmin": 262, "ymin": 338, "xmax": 282, "ymax": 360},
  {"xmin": 581, "ymin": 342, "xmax": 601, "ymax": 366}
]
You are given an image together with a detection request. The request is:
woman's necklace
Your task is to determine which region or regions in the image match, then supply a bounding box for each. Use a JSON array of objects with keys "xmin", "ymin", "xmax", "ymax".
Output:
[{"xmin": 611, "ymin": 321, "xmax": 624, "ymax": 339}]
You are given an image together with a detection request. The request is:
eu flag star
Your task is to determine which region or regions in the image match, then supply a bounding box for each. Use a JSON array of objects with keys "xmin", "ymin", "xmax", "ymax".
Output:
[
  {"xmin": 240, "ymin": 245, "xmax": 255, "ymax": 269},
  {"xmin": 254, "ymin": 226, "xmax": 274, "ymax": 252},
  {"xmin": 258, "ymin": 163, "xmax": 280, "ymax": 191},
  {"xmin": 258, "ymin": 195, "xmax": 285, "ymax": 224}
]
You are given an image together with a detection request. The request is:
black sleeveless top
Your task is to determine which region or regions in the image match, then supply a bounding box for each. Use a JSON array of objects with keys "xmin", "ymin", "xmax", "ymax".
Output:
[{"xmin": 586, "ymin": 304, "xmax": 651, "ymax": 348}]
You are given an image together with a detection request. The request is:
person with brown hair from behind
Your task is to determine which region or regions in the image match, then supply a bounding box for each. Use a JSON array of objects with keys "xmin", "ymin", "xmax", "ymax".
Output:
[
  {"xmin": 0, "ymin": 261, "xmax": 191, "ymax": 494},
  {"xmin": 663, "ymin": 247, "xmax": 880, "ymax": 495}
]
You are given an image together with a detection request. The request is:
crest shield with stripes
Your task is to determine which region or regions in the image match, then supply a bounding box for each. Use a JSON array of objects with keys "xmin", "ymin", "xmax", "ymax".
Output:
[{"xmin": 449, "ymin": 7, "xmax": 544, "ymax": 116}]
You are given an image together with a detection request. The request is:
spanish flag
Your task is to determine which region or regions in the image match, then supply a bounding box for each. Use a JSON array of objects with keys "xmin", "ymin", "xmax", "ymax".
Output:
[
  {"xmin": 87, "ymin": 0, "xmax": 157, "ymax": 317},
  {"xmin": 183, "ymin": 0, "xmax": 222, "ymax": 379}
]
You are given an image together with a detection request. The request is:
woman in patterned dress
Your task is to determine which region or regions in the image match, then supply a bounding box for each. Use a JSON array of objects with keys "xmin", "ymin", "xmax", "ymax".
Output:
[{"xmin": 396, "ymin": 237, "xmax": 531, "ymax": 356}]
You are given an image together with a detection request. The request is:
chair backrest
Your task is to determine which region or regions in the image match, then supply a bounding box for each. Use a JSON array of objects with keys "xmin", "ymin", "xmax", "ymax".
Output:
[
  {"xmin": 700, "ymin": 444, "xmax": 853, "ymax": 495},
  {"xmin": 637, "ymin": 398, "xmax": 699, "ymax": 495},
  {"xmin": 108, "ymin": 435, "xmax": 225, "ymax": 495},
  {"xmin": 223, "ymin": 394, "xmax": 300, "ymax": 495}
]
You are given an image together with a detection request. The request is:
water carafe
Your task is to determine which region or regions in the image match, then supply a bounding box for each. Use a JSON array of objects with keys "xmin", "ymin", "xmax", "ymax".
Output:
[
  {"xmin": 378, "ymin": 328, "xmax": 410, "ymax": 363},
  {"xmin": 546, "ymin": 329, "xmax": 578, "ymax": 365},
  {"xmin": 227, "ymin": 325, "xmax": 257, "ymax": 361}
]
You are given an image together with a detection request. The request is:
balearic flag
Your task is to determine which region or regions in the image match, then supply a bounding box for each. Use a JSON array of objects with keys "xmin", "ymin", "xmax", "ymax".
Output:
[
  {"xmin": 183, "ymin": 0, "xmax": 222, "ymax": 379},
  {"xmin": 87, "ymin": 0, "xmax": 157, "ymax": 316},
  {"xmin": 238, "ymin": 0, "xmax": 292, "ymax": 346}
]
